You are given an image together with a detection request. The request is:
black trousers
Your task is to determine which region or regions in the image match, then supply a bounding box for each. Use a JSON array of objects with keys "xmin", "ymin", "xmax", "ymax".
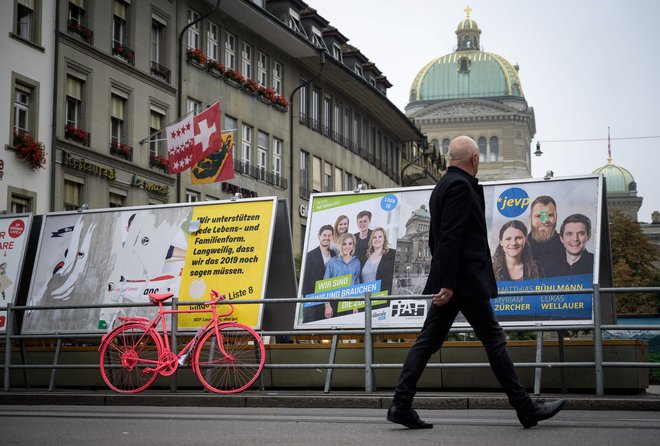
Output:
[{"xmin": 393, "ymin": 296, "xmax": 532, "ymax": 411}]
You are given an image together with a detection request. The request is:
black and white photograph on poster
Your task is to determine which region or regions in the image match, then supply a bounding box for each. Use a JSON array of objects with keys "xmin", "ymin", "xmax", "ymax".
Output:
[
  {"xmin": 23, "ymin": 205, "xmax": 192, "ymax": 334},
  {"xmin": 295, "ymin": 187, "xmax": 434, "ymax": 329},
  {"xmin": 0, "ymin": 214, "xmax": 32, "ymax": 333}
]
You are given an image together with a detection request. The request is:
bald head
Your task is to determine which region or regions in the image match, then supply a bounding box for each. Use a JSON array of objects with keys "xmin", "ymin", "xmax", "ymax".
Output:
[{"xmin": 447, "ymin": 136, "xmax": 479, "ymax": 176}]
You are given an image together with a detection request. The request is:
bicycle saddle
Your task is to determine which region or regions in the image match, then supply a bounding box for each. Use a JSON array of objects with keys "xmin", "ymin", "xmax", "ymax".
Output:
[{"xmin": 148, "ymin": 292, "xmax": 174, "ymax": 304}]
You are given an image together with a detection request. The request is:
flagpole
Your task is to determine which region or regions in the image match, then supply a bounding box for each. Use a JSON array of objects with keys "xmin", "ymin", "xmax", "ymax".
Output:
[{"xmin": 176, "ymin": 0, "xmax": 221, "ymax": 202}]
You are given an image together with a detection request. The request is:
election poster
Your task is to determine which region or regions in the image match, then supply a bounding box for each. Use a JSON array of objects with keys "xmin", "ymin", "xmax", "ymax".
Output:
[
  {"xmin": 294, "ymin": 175, "xmax": 603, "ymax": 329},
  {"xmin": 0, "ymin": 214, "xmax": 32, "ymax": 333},
  {"xmin": 22, "ymin": 198, "xmax": 277, "ymax": 334}
]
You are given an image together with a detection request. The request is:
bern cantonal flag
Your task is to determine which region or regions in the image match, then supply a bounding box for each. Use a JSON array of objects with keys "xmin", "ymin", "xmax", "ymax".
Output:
[
  {"xmin": 191, "ymin": 133, "xmax": 235, "ymax": 184},
  {"xmin": 166, "ymin": 102, "xmax": 222, "ymax": 174}
]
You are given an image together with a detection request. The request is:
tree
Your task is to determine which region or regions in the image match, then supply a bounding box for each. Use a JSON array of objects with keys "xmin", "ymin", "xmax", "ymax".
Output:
[{"xmin": 608, "ymin": 210, "xmax": 660, "ymax": 314}]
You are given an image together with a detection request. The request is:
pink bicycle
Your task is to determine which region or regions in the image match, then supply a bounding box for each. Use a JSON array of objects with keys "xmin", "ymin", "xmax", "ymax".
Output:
[{"xmin": 98, "ymin": 289, "xmax": 265, "ymax": 394}]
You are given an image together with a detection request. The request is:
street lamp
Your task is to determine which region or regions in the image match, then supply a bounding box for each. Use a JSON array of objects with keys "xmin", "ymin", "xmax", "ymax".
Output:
[{"xmin": 534, "ymin": 141, "xmax": 543, "ymax": 156}]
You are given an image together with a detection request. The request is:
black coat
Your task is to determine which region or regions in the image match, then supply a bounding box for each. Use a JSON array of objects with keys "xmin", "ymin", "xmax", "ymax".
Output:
[
  {"xmin": 301, "ymin": 246, "xmax": 336, "ymax": 296},
  {"xmin": 422, "ymin": 166, "xmax": 498, "ymax": 300}
]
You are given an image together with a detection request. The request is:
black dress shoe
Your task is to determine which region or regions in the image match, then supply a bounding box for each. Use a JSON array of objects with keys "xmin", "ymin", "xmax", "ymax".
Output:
[
  {"xmin": 387, "ymin": 404, "xmax": 433, "ymax": 429},
  {"xmin": 517, "ymin": 399, "xmax": 566, "ymax": 428}
]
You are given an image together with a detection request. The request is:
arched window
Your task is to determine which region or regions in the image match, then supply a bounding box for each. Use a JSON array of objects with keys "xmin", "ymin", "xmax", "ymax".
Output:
[
  {"xmin": 490, "ymin": 136, "xmax": 499, "ymax": 161},
  {"xmin": 478, "ymin": 137, "xmax": 487, "ymax": 161},
  {"xmin": 442, "ymin": 138, "xmax": 450, "ymax": 155},
  {"xmin": 459, "ymin": 57, "xmax": 470, "ymax": 73}
]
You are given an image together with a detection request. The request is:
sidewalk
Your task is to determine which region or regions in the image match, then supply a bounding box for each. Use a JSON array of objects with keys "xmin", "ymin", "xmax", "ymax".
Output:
[{"xmin": 1, "ymin": 386, "xmax": 659, "ymax": 411}]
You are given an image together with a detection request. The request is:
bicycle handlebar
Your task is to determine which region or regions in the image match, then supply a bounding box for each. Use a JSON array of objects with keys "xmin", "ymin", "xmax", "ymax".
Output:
[{"xmin": 205, "ymin": 289, "xmax": 225, "ymax": 306}]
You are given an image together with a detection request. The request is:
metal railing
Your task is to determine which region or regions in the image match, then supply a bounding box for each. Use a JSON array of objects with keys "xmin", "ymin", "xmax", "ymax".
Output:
[{"xmin": 1, "ymin": 285, "xmax": 658, "ymax": 395}]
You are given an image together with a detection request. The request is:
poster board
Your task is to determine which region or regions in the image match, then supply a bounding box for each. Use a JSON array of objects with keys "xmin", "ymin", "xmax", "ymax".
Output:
[
  {"xmin": 22, "ymin": 197, "xmax": 277, "ymax": 334},
  {"xmin": 0, "ymin": 214, "xmax": 32, "ymax": 333},
  {"xmin": 294, "ymin": 175, "xmax": 607, "ymax": 329}
]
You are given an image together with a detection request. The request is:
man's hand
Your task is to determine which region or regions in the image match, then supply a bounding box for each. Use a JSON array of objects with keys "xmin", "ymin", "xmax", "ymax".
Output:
[{"xmin": 432, "ymin": 288, "xmax": 454, "ymax": 306}]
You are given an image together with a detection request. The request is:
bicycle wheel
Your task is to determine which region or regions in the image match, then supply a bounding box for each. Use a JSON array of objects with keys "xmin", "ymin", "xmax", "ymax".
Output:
[
  {"xmin": 193, "ymin": 322, "xmax": 265, "ymax": 394},
  {"xmin": 99, "ymin": 323, "xmax": 162, "ymax": 394}
]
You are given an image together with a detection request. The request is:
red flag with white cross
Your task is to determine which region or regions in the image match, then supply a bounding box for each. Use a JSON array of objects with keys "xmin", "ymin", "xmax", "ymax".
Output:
[{"xmin": 166, "ymin": 102, "xmax": 222, "ymax": 174}]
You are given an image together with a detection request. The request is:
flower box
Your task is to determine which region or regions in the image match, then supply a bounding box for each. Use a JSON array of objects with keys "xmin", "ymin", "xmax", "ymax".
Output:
[
  {"xmin": 65, "ymin": 125, "xmax": 90, "ymax": 146},
  {"xmin": 243, "ymin": 79, "xmax": 260, "ymax": 96},
  {"xmin": 149, "ymin": 154, "xmax": 170, "ymax": 173},
  {"xmin": 67, "ymin": 20, "xmax": 93, "ymax": 44},
  {"xmin": 206, "ymin": 59, "xmax": 225, "ymax": 77},
  {"xmin": 110, "ymin": 140, "xmax": 133, "ymax": 161},
  {"xmin": 224, "ymin": 68, "xmax": 246, "ymax": 88},
  {"xmin": 186, "ymin": 48, "xmax": 207, "ymax": 66},
  {"xmin": 13, "ymin": 130, "xmax": 46, "ymax": 170}
]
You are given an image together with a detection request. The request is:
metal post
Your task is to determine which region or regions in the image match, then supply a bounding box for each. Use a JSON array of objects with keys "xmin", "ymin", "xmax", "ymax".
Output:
[
  {"xmin": 533, "ymin": 327, "xmax": 543, "ymax": 395},
  {"xmin": 3, "ymin": 304, "xmax": 12, "ymax": 391},
  {"xmin": 48, "ymin": 336, "xmax": 62, "ymax": 392},
  {"xmin": 557, "ymin": 331, "xmax": 567, "ymax": 394},
  {"xmin": 19, "ymin": 339, "xmax": 29, "ymax": 389},
  {"xmin": 364, "ymin": 293, "xmax": 373, "ymax": 393},
  {"xmin": 170, "ymin": 298, "xmax": 178, "ymax": 393},
  {"xmin": 592, "ymin": 283, "xmax": 604, "ymax": 396},
  {"xmin": 323, "ymin": 332, "xmax": 339, "ymax": 393}
]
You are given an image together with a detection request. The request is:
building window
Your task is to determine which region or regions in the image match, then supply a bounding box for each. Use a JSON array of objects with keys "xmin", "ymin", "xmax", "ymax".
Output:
[
  {"xmin": 344, "ymin": 107, "xmax": 352, "ymax": 146},
  {"xmin": 273, "ymin": 137, "xmax": 282, "ymax": 179},
  {"xmin": 110, "ymin": 94, "xmax": 126, "ymax": 145},
  {"xmin": 299, "ymin": 80, "xmax": 307, "ymax": 123},
  {"xmin": 224, "ymin": 31, "xmax": 236, "ymax": 69},
  {"xmin": 109, "ymin": 190, "xmax": 126, "ymax": 208},
  {"xmin": 112, "ymin": 0, "xmax": 128, "ymax": 47},
  {"xmin": 332, "ymin": 43, "xmax": 342, "ymax": 61},
  {"xmin": 241, "ymin": 42, "xmax": 253, "ymax": 79},
  {"xmin": 334, "ymin": 167, "xmax": 343, "ymax": 192},
  {"xmin": 69, "ymin": 0, "xmax": 85, "ymax": 26},
  {"xmin": 64, "ymin": 179, "xmax": 83, "ymax": 211},
  {"xmin": 186, "ymin": 97, "xmax": 201, "ymax": 116},
  {"xmin": 241, "ymin": 124, "xmax": 252, "ymax": 168},
  {"xmin": 15, "ymin": 0, "xmax": 37, "ymax": 43},
  {"xmin": 187, "ymin": 9, "xmax": 200, "ymax": 49},
  {"xmin": 353, "ymin": 113, "xmax": 361, "ymax": 149},
  {"xmin": 207, "ymin": 21, "xmax": 219, "ymax": 61},
  {"xmin": 65, "ymin": 76, "xmax": 83, "ymax": 129},
  {"xmin": 13, "ymin": 84, "xmax": 31, "ymax": 135},
  {"xmin": 224, "ymin": 114, "xmax": 237, "ymax": 133},
  {"xmin": 322, "ymin": 97, "xmax": 332, "ymax": 137},
  {"xmin": 151, "ymin": 19, "xmax": 165, "ymax": 65},
  {"xmin": 287, "ymin": 9, "xmax": 306, "ymax": 36},
  {"xmin": 478, "ymin": 137, "xmax": 487, "ymax": 161},
  {"xmin": 354, "ymin": 64, "xmax": 363, "ymax": 78},
  {"xmin": 272, "ymin": 60, "xmax": 282, "ymax": 95},
  {"xmin": 344, "ymin": 171, "xmax": 353, "ymax": 191},
  {"xmin": 257, "ymin": 52, "xmax": 267, "ymax": 86},
  {"xmin": 10, "ymin": 193, "xmax": 32, "ymax": 213},
  {"xmin": 311, "ymin": 86, "xmax": 321, "ymax": 131},
  {"xmin": 334, "ymin": 102, "xmax": 341, "ymax": 142},
  {"xmin": 490, "ymin": 136, "xmax": 499, "ymax": 161},
  {"xmin": 311, "ymin": 26, "xmax": 327, "ymax": 50},
  {"xmin": 186, "ymin": 190, "xmax": 200, "ymax": 202},
  {"xmin": 312, "ymin": 156, "xmax": 322, "ymax": 193},
  {"xmin": 300, "ymin": 150, "xmax": 309, "ymax": 197},
  {"xmin": 442, "ymin": 138, "xmax": 450, "ymax": 155},
  {"xmin": 149, "ymin": 108, "xmax": 165, "ymax": 158},
  {"xmin": 324, "ymin": 162, "xmax": 333, "ymax": 192},
  {"xmin": 257, "ymin": 130, "xmax": 268, "ymax": 180}
]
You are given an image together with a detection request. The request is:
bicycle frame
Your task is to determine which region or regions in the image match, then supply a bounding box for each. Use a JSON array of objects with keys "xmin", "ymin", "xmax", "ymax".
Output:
[{"xmin": 101, "ymin": 291, "xmax": 234, "ymax": 376}]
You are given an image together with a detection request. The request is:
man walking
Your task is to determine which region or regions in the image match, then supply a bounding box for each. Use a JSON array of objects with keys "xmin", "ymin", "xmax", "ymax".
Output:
[{"xmin": 387, "ymin": 136, "xmax": 565, "ymax": 429}]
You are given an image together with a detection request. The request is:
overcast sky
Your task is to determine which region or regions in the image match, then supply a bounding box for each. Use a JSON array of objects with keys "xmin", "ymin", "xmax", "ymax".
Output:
[{"xmin": 312, "ymin": 0, "xmax": 660, "ymax": 223}]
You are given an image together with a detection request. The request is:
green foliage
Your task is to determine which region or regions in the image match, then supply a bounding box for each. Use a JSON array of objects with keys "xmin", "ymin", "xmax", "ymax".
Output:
[
  {"xmin": 650, "ymin": 352, "xmax": 660, "ymax": 385},
  {"xmin": 608, "ymin": 210, "xmax": 660, "ymax": 314}
]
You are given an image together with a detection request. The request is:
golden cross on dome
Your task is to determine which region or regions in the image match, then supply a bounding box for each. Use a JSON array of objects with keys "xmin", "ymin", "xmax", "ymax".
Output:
[{"xmin": 464, "ymin": 5, "xmax": 472, "ymax": 18}]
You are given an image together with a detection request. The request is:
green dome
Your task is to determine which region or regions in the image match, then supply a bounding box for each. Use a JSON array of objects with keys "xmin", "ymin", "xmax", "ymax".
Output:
[
  {"xmin": 593, "ymin": 162, "xmax": 637, "ymax": 193},
  {"xmin": 409, "ymin": 13, "xmax": 523, "ymax": 103},
  {"xmin": 409, "ymin": 51, "xmax": 524, "ymax": 102}
]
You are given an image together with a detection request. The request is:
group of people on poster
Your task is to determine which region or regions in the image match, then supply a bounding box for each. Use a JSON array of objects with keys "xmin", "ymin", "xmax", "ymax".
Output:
[
  {"xmin": 491, "ymin": 195, "xmax": 594, "ymax": 282},
  {"xmin": 301, "ymin": 210, "xmax": 396, "ymax": 323}
]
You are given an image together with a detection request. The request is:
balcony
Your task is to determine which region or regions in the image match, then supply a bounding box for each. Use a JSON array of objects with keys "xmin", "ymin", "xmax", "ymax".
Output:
[
  {"xmin": 150, "ymin": 61, "xmax": 170, "ymax": 83},
  {"xmin": 110, "ymin": 139, "xmax": 133, "ymax": 161},
  {"xmin": 112, "ymin": 41, "xmax": 134, "ymax": 65},
  {"xmin": 67, "ymin": 19, "xmax": 93, "ymax": 44},
  {"xmin": 233, "ymin": 158, "xmax": 288, "ymax": 189},
  {"xmin": 64, "ymin": 124, "xmax": 90, "ymax": 146}
]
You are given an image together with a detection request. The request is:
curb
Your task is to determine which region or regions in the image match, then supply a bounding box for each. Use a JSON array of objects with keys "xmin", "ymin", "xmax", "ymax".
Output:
[{"xmin": 1, "ymin": 391, "xmax": 659, "ymax": 411}]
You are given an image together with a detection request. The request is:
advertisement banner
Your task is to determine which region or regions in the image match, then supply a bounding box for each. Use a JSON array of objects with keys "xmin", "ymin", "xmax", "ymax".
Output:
[
  {"xmin": 294, "ymin": 176, "xmax": 602, "ymax": 329},
  {"xmin": 22, "ymin": 198, "xmax": 277, "ymax": 333},
  {"xmin": 0, "ymin": 214, "xmax": 32, "ymax": 333}
]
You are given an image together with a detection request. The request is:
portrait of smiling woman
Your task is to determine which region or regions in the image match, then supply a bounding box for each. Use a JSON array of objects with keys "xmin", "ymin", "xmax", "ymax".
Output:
[{"xmin": 492, "ymin": 220, "xmax": 543, "ymax": 281}]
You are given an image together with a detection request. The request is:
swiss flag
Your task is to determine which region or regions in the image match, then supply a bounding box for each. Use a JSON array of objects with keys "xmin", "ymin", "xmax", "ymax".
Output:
[{"xmin": 167, "ymin": 102, "xmax": 222, "ymax": 174}]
